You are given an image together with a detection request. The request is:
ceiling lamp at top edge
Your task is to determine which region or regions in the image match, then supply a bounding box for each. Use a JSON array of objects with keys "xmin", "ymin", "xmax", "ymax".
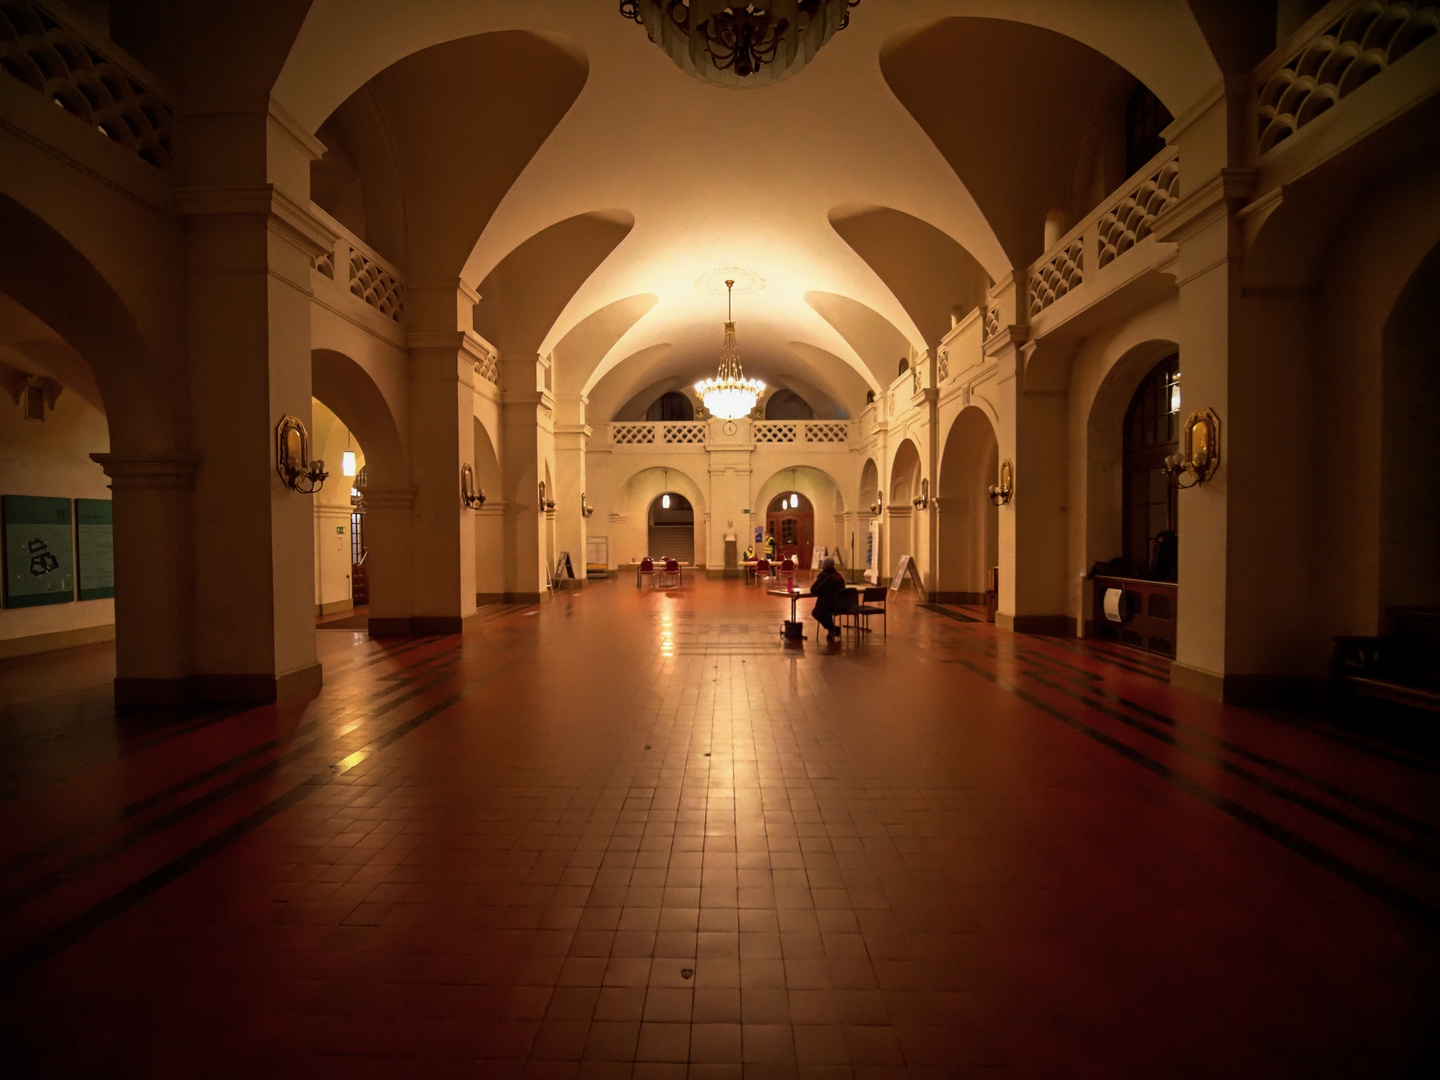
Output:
[{"xmin": 620, "ymin": 0, "xmax": 863, "ymax": 89}]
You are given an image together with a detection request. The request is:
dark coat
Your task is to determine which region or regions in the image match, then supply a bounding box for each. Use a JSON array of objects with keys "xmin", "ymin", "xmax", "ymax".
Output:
[{"xmin": 809, "ymin": 567, "xmax": 847, "ymax": 617}]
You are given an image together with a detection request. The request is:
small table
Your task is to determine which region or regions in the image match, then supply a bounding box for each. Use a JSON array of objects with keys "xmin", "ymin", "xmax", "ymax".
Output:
[{"xmin": 768, "ymin": 587, "xmax": 808, "ymax": 626}]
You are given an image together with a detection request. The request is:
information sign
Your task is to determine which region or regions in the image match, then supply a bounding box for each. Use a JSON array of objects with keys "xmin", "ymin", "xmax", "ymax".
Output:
[
  {"xmin": 3, "ymin": 495, "xmax": 74, "ymax": 608},
  {"xmin": 76, "ymin": 498, "xmax": 115, "ymax": 600}
]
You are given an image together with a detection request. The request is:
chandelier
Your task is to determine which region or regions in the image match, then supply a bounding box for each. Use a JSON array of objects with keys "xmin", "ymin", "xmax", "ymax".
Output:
[
  {"xmin": 620, "ymin": 1, "xmax": 862, "ymax": 89},
  {"xmin": 696, "ymin": 279, "xmax": 764, "ymax": 420}
]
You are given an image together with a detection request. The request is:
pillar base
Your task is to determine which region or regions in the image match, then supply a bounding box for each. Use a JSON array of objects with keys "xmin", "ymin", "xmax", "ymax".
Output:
[
  {"xmin": 1170, "ymin": 662, "xmax": 1321, "ymax": 706},
  {"xmin": 116, "ymin": 663, "xmax": 324, "ymax": 708},
  {"xmin": 476, "ymin": 593, "xmax": 506, "ymax": 605},
  {"xmin": 369, "ymin": 616, "xmax": 465, "ymax": 637},
  {"xmin": 996, "ymin": 613, "xmax": 1073, "ymax": 636}
]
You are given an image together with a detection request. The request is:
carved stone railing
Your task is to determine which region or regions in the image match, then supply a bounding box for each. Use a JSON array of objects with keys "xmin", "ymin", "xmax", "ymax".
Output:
[
  {"xmin": 753, "ymin": 420, "xmax": 850, "ymax": 445},
  {"xmin": 1028, "ymin": 239, "xmax": 1084, "ymax": 317},
  {"xmin": 982, "ymin": 303, "xmax": 1000, "ymax": 342},
  {"xmin": 609, "ymin": 421, "xmax": 708, "ymax": 446},
  {"xmin": 1027, "ymin": 145, "xmax": 1180, "ymax": 319},
  {"xmin": 309, "ymin": 205, "xmax": 405, "ymax": 324},
  {"xmin": 0, "ymin": 0, "xmax": 174, "ymax": 167},
  {"xmin": 1254, "ymin": 0, "xmax": 1439, "ymax": 155},
  {"xmin": 473, "ymin": 350, "xmax": 499, "ymax": 386}
]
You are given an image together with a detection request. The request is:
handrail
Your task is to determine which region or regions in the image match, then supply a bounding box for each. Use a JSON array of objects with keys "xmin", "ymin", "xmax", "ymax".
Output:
[{"xmin": 308, "ymin": 203, "xmax": 406, "ymax": 323}]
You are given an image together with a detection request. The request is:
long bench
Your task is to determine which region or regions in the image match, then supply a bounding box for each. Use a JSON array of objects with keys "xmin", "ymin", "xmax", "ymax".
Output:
[{"xmin": 1332, "ymin": 608, "xmax": 1440, "ymax": 715}]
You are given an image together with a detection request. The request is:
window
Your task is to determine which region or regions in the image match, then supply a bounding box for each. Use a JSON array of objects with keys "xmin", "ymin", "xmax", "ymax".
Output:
[
  {"xmin": 1125, "ymin": 83, "xmax": 1172, "ymax": 177},
  {"xmin": 1122, "ymin": 354, "xmax": 1180, "ymax": 580},
  {"xmin": 645, "ymin": 391, "xmax": 694, "ymax": 422}
]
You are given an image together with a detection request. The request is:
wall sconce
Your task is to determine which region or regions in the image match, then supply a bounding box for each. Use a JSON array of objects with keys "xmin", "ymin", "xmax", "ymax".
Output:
[
  {"xmin": 912, "ymin": 477, "xmax": 930, "ymax": 510},
  {"xmin": 538, "ymin": 480, "xmax": 556, "ymax": 512},
  {"xmin": 870, "ymin": 489, "xmax": 883, "ymax": 516},
  {"xmin": 276, "ymin": 415, "xmax": 328, "ymax": 494},
  {"xmin": 581, "ymin": 491, "xmax": 595, "ymax": 518},
  {"xmin": 460, "ymin": 463, "xmax": 486, "ymax": 510},
  {"xmin": 988, "ymin": 459, "xmax": 1014, "ymax": 505},
  {"xmin": 1165, "ymin": 408, "xmax": 1220, "ymax": 488}
]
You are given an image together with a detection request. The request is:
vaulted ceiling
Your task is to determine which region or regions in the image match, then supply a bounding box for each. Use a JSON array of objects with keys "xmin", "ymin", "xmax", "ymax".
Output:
[{"xmin": 275, "ymin": 0, "xmax": 1222, "ymax": 420}]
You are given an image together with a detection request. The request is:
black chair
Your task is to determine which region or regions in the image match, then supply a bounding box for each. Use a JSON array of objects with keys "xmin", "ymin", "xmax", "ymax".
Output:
[
  {"xmin": 833, "ymin": 587, "xmax": 861, "ymax": 635},
  {"xmin": 854, "ymin": 586, "xmax": 888, "ymax": 637}
]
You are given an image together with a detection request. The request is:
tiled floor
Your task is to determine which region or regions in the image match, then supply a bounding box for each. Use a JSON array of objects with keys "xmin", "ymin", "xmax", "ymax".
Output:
[{"xmin": 1, "ymin": 579, "xmax": 1437, "ymax": 1078}]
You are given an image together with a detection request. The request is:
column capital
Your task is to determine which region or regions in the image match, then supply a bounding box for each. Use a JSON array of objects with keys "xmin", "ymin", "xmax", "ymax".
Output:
[
  {"xmin": 91, "ymin": 453, "xmax": 198, "ymax": 490},
  {"xmin": 174, "ymin": 184, "xmax": 334, "ymax": 260}
]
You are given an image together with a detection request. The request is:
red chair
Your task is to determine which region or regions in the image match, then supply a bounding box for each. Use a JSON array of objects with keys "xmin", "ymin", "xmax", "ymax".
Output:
[
  {"xmin": 661, "ymin": 558, "xmax": 681, "ymax": 587},
  {"xmin": 778, "ymin": 557, "xmax": 797, "ymax": 588},
  {"xmin": 636, "ymin": 556, "xmax": 655, "ymax": 588},
  {"xmin": 752, "ymin": 558, "xmax": 771, "ymax": 584}
]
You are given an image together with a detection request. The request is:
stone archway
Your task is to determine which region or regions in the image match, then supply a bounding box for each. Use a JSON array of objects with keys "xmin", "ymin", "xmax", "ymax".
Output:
[{"xmin": 937, "ymin": 407, "xmax": 999, "ymax": 603}]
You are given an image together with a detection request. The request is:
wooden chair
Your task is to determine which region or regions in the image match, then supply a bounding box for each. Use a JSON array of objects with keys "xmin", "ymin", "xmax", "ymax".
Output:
[
  {"xmin": 833, "ymin": 587, "xmax": 862, "ymax": 635},
  {"xmin": 854, "ymin": 586, "xmax": 888, "ymax": 637},
  {"xmin": 637, "ymin": 557, "xmax": 655, "ymax": 588}
]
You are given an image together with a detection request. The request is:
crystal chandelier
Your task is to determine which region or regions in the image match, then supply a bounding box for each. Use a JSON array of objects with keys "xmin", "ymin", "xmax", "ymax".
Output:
[
  {"xmin": 620, "ymin": 1, "xmax": 862, "ymax": 89},
  {"xmin": 696, "ymin": 280, "xmax": 764, "ymax": 420}
]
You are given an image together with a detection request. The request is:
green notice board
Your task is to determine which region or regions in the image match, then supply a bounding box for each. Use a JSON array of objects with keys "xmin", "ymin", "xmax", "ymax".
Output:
[
  {"xmin": 76, "ymin": 498, "xmax": 115, "ymax": 601},
  {"xmin": 3, "ymin": 495, "xmax": 74, "ymax": 608}
]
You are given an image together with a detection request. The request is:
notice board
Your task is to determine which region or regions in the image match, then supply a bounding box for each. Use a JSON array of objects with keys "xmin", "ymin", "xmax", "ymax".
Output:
[
  {"xmin": 3, "ymin": 495, "xmax": 74, "ymax": 607},
  {"xmin": 76, "ymin": 498, "xmax": 115, "ymax": 600}
]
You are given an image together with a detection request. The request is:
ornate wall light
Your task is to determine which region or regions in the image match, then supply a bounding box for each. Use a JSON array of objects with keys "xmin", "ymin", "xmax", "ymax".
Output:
[
  {"xmin": 620, "ymin": 0, "xmax": 862, "ymax": 89},
  {"xmin": 460, "ymin": 463, "xmax": 486, "ymax": 510},
  {"xmin": 275, "ymin": 415, "xmax": 328, "ymax": 494},
  {"xmin": 988, "ymin": 459, "xmax": 1014, "ymax": 506},
  {"xmin": 1165, "ymin": 408, "xmax": 1221, "ymax": 488},
  {"xmin": 870, "ymin": 489, "xmax": 883, "ymax": 516},
  {"xmin": 912, "ymin": 477, "xmax": 930, "ymax": 511},
  {"xmin": 581, "ymin": 491, "xmax": 595, "ymax": 518},
  {"xmin": 539, "ymin": 480, "xmax": 556, "ymax": 512}
]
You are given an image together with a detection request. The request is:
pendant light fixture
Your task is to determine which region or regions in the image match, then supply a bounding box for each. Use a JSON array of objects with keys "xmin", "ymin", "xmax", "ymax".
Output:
[
  {"xmin": 342, "ymin": 429, "xmax": 356, "ymax": 477},
  {"xmin": 620, "ymin": 1, "xmax": 864, "ymax": 89},
  {"xmin": 696, "ymin": 279, "xmax": 765, "ymax": 421},
  {"xmin": 662, "ymin": 469, "xmax": 670, "ymax": 510}
]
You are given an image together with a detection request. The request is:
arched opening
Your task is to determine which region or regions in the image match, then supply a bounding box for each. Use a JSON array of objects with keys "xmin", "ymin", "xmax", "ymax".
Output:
[
  {"xmin": 764, "ymin": 389, "xmax": 814, "ymax": 420},
  {"xmin": 938, "ymin": 408, "xmax": 999, "ymax": 604},
  {"xmin": 0, "ymin": 290, "xmax": 115, "ymax": 657},
  {"xmin": 1122, "ymin": 354, "xmax": 1180, "ymax": 581},
  {"xmin": 473, "ymin": 416, "xmax": 504, "ymax": 603},
  {"xmin": 648, "ymin": 492, "xmax": 694, "ymax": 564},
  {"xmin": 1086, "ymin": 347, "xmax": 1181, "ymax": 657},
  {"xmin": 1380, "ymin": 240, "xmax": 1440, "ymax": 615},
  {"xmin": 766, "ymin": 490, "xmax": 815, "ymax": 569},
  {"xmin": 644, "ymin": 391, "xmax": 694, "ymax": 421},
  {"xmin": 888, "ymin": 439, "xmax": 922, "ymax": 582},
  {"xmin": 311, "ymin": 398, "xmax": 367, "ymax": 627}
]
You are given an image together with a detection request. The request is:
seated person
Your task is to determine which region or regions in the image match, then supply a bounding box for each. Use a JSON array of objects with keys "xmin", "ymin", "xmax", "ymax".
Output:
[
  {"xmin": 743, "ymin": 545, "xmax": 756, "ymax": 562},
  {"xmin": 809, "ymin": 556, "xmax": 846, "ymax": 642}
]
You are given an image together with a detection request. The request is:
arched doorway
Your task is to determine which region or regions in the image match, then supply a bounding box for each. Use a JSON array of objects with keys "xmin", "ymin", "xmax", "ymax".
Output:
[
  {"xmin": 889, "ymin": 439, "xmax": 922, "ymax": 582},
  {"xmin": 311, "ymin": 399, "xmax": 367, "ymax": 624},
  {"xmin": 938, "ymin": 408, "xmax": 999, "ymax": 603},
  {"xmin": 648, "ymin": 492, "xmax": 694, "ymax": 563},
  {"xmin": 766, "ymin": 490, "xmax": 815, "ymax": 569},
  {"xmin": 1122, "ymin": 354, "xmax": 1180, "ymax": 581}
]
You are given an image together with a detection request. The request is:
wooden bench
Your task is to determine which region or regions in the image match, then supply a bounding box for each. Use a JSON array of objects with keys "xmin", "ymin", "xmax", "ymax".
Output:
[{"xmin": 1332, "ymin": 608, "xmax": 1440, "ymax": 715}]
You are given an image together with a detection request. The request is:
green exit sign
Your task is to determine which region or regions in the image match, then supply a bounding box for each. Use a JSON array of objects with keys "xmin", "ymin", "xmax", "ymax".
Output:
[{"xmin": 336, "ymin": 525, "xmax": 345, "ymax": 535}]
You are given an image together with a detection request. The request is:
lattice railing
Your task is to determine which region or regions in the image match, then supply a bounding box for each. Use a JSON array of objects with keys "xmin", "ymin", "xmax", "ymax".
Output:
[
  {"xmin": 1026, "ymin": 146, "xmax": 1181, "ymax": 319},
  {"xmin": 1029, "ymin": 239, "xmax": 1083, "ymax": 317},
  {"xmin": 1255, "ymin": 0, "xmax": 1438, "ymax": 155},
  {"xmin": 752, "ymin": 421, "xmax": 797, "ymax": 443},
  {"xmin": 610, "ymin": 423, "xmax": 657, "ymax": 445},
  {"xmin": 663, "ymin": 422, "xmax": 707, "ymax": 445},
  {"xmin": 0, "ymin": 0, "xmax": 174, "ymax": 168},
  {"xmin": 350, "ymin": 251, "xmax": 404, "ymax": 322},
  {"xmin": 312, "ymin": 250, "xmax": 334, "ymax": 280},
  {"xmin": 1096, "ymin": 153, "xmax": 1181, "ymax": 269},
  {"xmin": 803, "ymin": 421, "xmax": 849, "ymax": 444},
  {"xmin": 474, "ymin": 350, "xmax": 499, "ymax": 386},
  {"xmin": 937, "ymin": 350, "xmax": 950, "ymax": 382},
  {"xmin": 983, "ymin": 304, "xmax": 1000, "ymax": 341}
]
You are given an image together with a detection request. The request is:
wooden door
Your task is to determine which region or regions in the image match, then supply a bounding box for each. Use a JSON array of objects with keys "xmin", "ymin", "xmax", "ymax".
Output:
[{"xmin": 767, "ymin": 509, "xmax": 815, "ymax": 569}]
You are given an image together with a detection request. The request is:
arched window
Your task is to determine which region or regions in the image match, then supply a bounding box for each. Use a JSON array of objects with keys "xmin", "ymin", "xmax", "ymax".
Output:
[
  {"xmin": 1123, "ymin": 354, "xmax": 1180, "ymax": 580},
  {"xmin": 1125, "ymin": 83, "xmax": 1172, "ymax": 177},
  {"xmin": 764, "ymin": 389, "xmax": 814, "ymax": 420},
  {"xmin": 645, "ymin": 391, "xmax": 694, "ymax": 422}
]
